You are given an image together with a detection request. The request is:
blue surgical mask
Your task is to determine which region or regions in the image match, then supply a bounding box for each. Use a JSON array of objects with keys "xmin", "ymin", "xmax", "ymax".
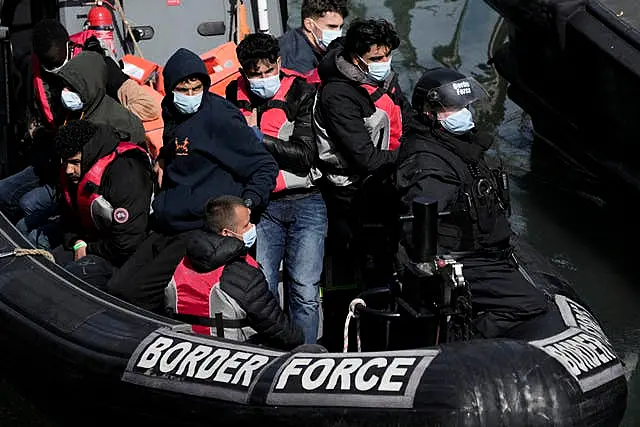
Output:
[
  {"xmin": 238, "ymin": 224, "xmax": 257, "ymax": 248},
  {"xmin": 440, "ymin": 108, "xmax": 475, "ymax": 135},
  {"xmin": 61, "ymin": 90, "xmax": 84, "ymax": 111},
  {"xmin": 173, "ymin": 91, "xmax": 203, "ymax": 114},
  {"xmin": 361, "ymin": 56, "xmax": 392, "ymax": 82},
  {"xmin": 229, "ymin": 224, "xmax": 257, "ymax": 248},
  {"xmin": 249, "ymin": 74, "xmax": 281, "ymax": 99},
  {"xmin": 312, "ymin": 21, "xmax": 342, "ymax": 50}
]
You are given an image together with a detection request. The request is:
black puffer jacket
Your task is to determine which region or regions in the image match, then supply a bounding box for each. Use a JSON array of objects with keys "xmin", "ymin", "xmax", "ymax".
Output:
[
  {"xmin": 182, "ymin": 231, "xmax": 304, "ymax": 350},
  {"xmin": 225, "ymin": 72, "xmax": 317, "ymax": 180}
]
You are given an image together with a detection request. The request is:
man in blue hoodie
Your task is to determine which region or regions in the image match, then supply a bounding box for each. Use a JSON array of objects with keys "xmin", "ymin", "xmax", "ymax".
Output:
[{"xmin": 107, "ymin": 48, "xmax": 278, "ymax": 312}]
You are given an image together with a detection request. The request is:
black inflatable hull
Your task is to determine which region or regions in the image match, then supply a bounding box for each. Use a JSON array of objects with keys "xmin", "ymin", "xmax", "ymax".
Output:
[
  {"xmin": 0, "ymin": 212, "xmax": 627, "ymax": 426},
  {"xmin": 485, "ymin": 0, "xmax": 640, "ymax": 200}
]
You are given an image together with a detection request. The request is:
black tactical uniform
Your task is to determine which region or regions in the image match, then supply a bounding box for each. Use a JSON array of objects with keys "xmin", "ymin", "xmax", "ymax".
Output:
[{"xmin": 396, "ymin": 68, "xmax": 548, "ymax": 338}]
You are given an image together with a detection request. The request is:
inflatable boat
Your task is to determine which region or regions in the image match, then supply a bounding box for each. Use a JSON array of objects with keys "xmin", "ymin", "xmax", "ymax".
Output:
[
  {"xmin": 0, "ymin": 202, "xmax": 628, "ymax": 426},
  {"xmin": 484, "ymin": 0, "xmax": 640, "ymax": 201}
]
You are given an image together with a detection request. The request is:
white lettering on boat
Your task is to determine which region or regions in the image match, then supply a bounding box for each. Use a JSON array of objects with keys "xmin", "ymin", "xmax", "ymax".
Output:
[
  {"xmin": 266, "ymin": 350, "xmax": 439, "ymax": 408},
  {"xmin": 135, "ymin": 336, "xmax": 270, "ymax": 387},
  {"xmin": 529, "ymin": 295, "xmax": 624, "ymax": 392}
]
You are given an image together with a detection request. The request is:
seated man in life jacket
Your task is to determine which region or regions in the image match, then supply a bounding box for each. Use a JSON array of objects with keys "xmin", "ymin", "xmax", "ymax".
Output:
[
  {"xmin": 46, "ymin": 120, "xmax": 152, "ymax": 289},
  {"xmin": 22, "ymin": 51, "xmax": 148, "ymax": 249},
  {"xmin": 107, "ymin": 48, "xmax": 278, "ymax": 314},
  {"xmin": 314, "ymin": 19, "xmax": 415, "ymax": 293},
  {"xmin": 225, "ymin": 34, "xmax": 325, "ymax": 344},
  {"xmin": 395, "ymin": 68, "xmax": 549, "ymax": 339},
  {"xmin": 0, "ymin": 20, "xmax": 158, "ymax": 233},
  {"xmin": 165, "ymin": 196, "xmax": 304, "ymax": 350}
]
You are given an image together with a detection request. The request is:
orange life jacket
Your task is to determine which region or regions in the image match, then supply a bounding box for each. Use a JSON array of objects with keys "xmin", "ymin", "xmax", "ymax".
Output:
[
  {"xmin": 61, "ymin": 142, "xmax": 147, "ymax": 232},
  {"xmin": 167, "ymin": 255, "xmax": 259, "ymax": 338},
  {"xmin": 360, "ymin": 83, "xmax": 403, "ymax": 151},
  {"xmin": 236, "ymin": 70, "xmax": 317, "ymax": 192}
]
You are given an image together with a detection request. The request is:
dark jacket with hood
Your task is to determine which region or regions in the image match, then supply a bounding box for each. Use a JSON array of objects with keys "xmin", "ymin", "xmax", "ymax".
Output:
[
  {"xmin": 396, "ymin": 118, "xmax": 512, "ymax": 254},
  {"xmin": 225, "ymin": 71, "xmax": 318, "ymax": 199},
  {"xmin": 57, "ymin": 51, "xmax": 146, "ymax": 147},
  {"xmin": 154, "ymin": 48, "xmax": 278, "ymax": 234},
  {"xmin": 61, "ymin": 123, "xmax": 153, "ymax": 267},
  {"xmin": 314, "ymin": 44, "xmax": 414, "ymax": 202},
  {"xmin": 167, "ymin": 231, "xmax": 304, "ymax": 350},
  {"xmin": 279, "ymin": 27, "xmax": 324, "ymax": 74},
  {"xmin": 395, "ymin": 119, "xmax": 548, "ymax": 338}
]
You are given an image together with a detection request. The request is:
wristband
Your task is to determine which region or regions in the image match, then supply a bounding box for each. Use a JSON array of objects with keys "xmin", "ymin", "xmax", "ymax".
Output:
[{"xmin": 73, "ymin": 241, "xmax": 87, "ymax": 251}]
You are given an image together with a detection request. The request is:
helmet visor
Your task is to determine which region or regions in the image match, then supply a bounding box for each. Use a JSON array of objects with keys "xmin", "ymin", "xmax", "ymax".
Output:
[{"xmin": 426, "ymin": 77, "xmax": 488, "ymax": 112}]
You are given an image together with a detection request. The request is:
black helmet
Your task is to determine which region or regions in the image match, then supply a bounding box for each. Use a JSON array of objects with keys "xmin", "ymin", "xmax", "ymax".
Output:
[{"xmin": 412, "ymin": 67, "xmax": 487, "ymax": 113}]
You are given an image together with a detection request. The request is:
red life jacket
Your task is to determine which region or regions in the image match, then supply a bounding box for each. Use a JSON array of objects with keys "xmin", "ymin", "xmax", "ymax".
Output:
[
  {"xmin": 360, "ymin": 83, "xmax": 403, "ymax": 151},
  {"xmin": 236, "ymin": 70, "xmax": 318, "ymax": 192},
  {"xmin": 32, "ymin": 55, "xmax": 56, "ymax": 128},
  {"xmin": 61, "ymin": 142, "xmax": 147, "ymax": 232},
  {"xmin": 167, "ymin": 255, "xmax": 259, "ymax": 338}
]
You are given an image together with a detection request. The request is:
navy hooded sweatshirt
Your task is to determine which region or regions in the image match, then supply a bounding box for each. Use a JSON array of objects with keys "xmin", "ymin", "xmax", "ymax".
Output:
[{"xmin": 153, "ymin": 48, "xmax": 278, "ymax": 234}]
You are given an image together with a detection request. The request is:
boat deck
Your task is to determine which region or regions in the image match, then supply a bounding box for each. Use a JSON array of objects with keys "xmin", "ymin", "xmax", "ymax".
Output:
[{"xmin": 597, "ymin": 0, "xmax": 640, "ymax": 33}]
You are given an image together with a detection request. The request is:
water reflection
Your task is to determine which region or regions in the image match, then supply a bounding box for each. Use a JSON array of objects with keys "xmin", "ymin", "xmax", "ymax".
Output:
[
  {"xmin": 2, "ymin": 0, "xmax": 638, "ymax": 425},
  {"xmin": 286, "ymin": 0, "xmax": 639, "ymax": 424}
]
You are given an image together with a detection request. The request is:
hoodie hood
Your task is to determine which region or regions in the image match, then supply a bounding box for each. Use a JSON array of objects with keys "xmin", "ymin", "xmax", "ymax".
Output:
[
  {"xmin": 318, "ymin": 43, "xmax": 397, "ymax": 90},
  {"xmin": 161, "ymin": 48, "xmax": 212, "ymax": 122},
  {"xmin": 162, "ymin": 48, "xmax": 211, "ymax": 95},
  {"xmin": 186, "ymin": 231, "xmax": 246, "ymax": 273},
  {"xmin": 57, "ymin": 52, "xmax": 146, "ymax": 146},
  {"xmin": 79, "ymin": 123, "xmax": 121, "ymax": 176},
  {"xmin": 58, "ymin": 51, "xmax": 107, "ymax": 118}
]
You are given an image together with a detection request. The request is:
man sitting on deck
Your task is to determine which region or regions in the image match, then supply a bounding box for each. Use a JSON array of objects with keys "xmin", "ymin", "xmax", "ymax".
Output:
[
  {"xmin": 165, "ymin": 196, "xmax": 304, "ymax": 350},
  {"xmin": 48, "ymin": 120, "xmax": 153, "ymax": 288}
]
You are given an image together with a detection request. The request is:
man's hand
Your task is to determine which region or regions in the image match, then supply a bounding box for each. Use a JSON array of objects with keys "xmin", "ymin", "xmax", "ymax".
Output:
[
  {"xmin": 73, "ymin": 240, "xmax": 87, "ymax": 261},
  {"xmin": 153, "ymin": 158, "xmax": 165, "ymax": 188},
  {"xmin": 245, "ymin": 109, "xmax": 258, "ymax": 128}
]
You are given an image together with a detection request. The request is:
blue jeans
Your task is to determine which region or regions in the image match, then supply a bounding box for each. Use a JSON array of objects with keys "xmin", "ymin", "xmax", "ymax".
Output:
[
  {"xmin": 256, "ymin": 192, "xmax": 328, "ymax": 344},
  {"xmin": 16, "ymin": 184, "xmax": 59, "ymax": 235},
  {"xmin": 0, "ymin": 166, "xmax": 41, "ymax": 221}
]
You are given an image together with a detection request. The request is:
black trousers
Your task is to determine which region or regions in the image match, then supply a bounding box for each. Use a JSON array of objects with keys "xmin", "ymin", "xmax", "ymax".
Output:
[
  {"xmin": 52, "ymin": 246, "xmax": 114, "ymax": 290},
  {"xmin": 463, "ymin": 255, "xmax": 550, "ymax": 339},
  {"xmin": 106, "ymin": 231, "xmax": 195, "ymax": 313}
]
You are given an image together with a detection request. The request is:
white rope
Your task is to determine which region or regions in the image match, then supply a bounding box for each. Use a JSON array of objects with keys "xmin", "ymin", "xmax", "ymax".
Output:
[{"xmin": 343, "ymin": 298, "xmax": 365, "ymax": 353}]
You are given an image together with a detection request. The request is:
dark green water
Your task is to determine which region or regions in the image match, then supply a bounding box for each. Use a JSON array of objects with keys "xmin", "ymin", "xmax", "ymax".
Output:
[{"xmin": 1, "ymin": 0, "xmax": 638, "ymax": 424}]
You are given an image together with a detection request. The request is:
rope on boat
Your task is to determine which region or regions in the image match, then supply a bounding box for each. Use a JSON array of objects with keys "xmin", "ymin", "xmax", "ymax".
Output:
[
  {"xmin": 1, "ymin": 248, "xmax": 55, "ymax": 263},
  {"xmin": 343, "ymin": 298, "xmax": 365, "ymax": 353}
]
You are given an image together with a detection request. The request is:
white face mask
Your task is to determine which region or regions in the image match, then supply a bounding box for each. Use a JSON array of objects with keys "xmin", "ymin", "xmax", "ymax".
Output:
[
  {"xmin": 42, "ymin": 42, "xmax": 72, "ymax": 74},
  {"xmin": 61, "ymin": 90, "xmax": 84, "ymax": 111},
  {"xmin": 358, "ymin": 55, "xmax": 393, "ymax": 82},
  {"xmin": 310, "ymin": 20, "xmax": 342, "ymax": 50},
  {"xmin": 248, "ymin": 74, "xmax": 281, "ymax": 99},
  {"xmin": 439, "ymin": 108, "xmax": 475, "ymax": 134},
  {"xmin": 229, "ymin": 224, "xmax": 257, "ymax": 248}
]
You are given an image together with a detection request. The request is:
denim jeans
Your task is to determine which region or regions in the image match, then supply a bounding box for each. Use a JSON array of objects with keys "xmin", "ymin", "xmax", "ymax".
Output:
[
  {"xmin": 0, "ymin": 166, "xmax": 41, "ymax": 221},
  {"xmin": 256, "ymin": 192, "xmax": 328, "ymax": 344},
  {"xmin": 16, "ymin": 184, "xmax": 59, "ymax": 236}
]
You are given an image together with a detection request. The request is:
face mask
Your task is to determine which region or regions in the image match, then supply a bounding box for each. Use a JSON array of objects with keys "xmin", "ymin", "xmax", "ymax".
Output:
[
  {"xmin": 43, "ymin": 42, "xmax": 71, "ymax": 74},
  {"xmin": 173, "ymin": 91, "xmax": 203, "ymax": 114},
  {"xmin": 228, "ymin": 224, "xmax": 257, "ymax": 248},
  {"xmin": 248, "ymin": 74, "xmax": 281, "ymax": 99},
  {"xmin": 61, "ymin": 90, "xmax": 84, "ymax": 111},
  {"xmin": 360, "ymin": 55, "xmax": 392, "ymax": 82},
  {"xmin": 311, "ymin": 21, "xmax": 342, "ymax": 50},
  {"xmin": 439, "ymin": 108, "xmax": 475, "ymax": 135}
]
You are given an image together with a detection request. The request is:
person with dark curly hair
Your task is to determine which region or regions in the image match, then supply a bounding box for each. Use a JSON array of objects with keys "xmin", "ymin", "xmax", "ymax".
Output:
[
  {"xmin": 226, "ymin": 33, "xmax": 325, "ymax": 344},
  {"xmin": 279, "ymin": 0, "xmax": 349, "ymax": 75},
  {"xmin": 33, "ymin": 119, "xmax": 153, "ymax": 289},
  {"xmin": 313, "ymin": 19, "xmax": 415, "ymax": 323},
  {"xmin": 0, "ymin": 20, "xmax": 159, "ymax": 250}
]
